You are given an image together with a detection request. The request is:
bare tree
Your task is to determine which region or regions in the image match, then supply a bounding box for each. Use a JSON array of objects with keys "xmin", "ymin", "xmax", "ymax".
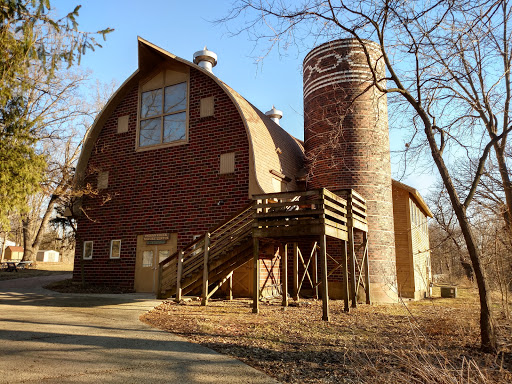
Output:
[
  {"xmin": 19, "ymin": 66, "xmax": 115, "ymax": 262},
  {"xmin": 428, "ymin": 185, "xmax": 474, "ymax": 282},
  {"xmin": 222, "ymin": 0, "xmax": 512, "ymax": 351}
]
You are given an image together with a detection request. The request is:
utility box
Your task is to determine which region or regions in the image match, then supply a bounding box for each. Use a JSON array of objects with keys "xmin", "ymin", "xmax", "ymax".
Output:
[{"xmin": 440, "ymin": 286, "xmax": 457, "ymax": 298}]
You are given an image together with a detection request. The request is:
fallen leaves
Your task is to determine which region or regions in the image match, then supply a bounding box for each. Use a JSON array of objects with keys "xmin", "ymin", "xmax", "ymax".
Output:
[{"xmin": 141, "ymin": 288, "xmax": 512, "ymax": 383}]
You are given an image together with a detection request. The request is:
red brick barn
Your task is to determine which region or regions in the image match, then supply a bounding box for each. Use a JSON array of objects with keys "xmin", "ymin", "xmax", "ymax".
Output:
[
  {"xmin": 73, "ymin": 38, "xmax": 432, "ymax": 303},
  {"xmin": 73, "ymin": 38, "xmax": 303, "ymax": 293}
]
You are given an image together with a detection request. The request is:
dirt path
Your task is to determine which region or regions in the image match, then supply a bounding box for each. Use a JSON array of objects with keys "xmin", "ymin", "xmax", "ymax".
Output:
[{"xmin": 0, "ymin": 275, "xmax": 277, "ymax": 383}]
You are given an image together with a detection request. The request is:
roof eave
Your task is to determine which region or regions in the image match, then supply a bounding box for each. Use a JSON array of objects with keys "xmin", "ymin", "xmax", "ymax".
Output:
[{"xmin": 392, "ymin": 179, "xmax": 433, "ymax": 217}]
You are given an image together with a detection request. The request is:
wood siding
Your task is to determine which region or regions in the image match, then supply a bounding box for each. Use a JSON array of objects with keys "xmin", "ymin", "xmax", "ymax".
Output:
[
  {"xmin": 392, "ymin": 183, "xmax": 431, "ymax": 299},
  {"xmin": 393, "ymin": 185, "xmax": 414, "ymax": 297}
]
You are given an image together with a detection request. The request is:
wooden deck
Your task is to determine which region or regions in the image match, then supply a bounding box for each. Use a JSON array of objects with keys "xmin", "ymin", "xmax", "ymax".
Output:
[
  {"xmin": 157, "ymin": 187, "xmax": 370, "ymax": 322},
  {"xmin": 252, "ymin": 189, "xmax": 349, "ymax": 240}
]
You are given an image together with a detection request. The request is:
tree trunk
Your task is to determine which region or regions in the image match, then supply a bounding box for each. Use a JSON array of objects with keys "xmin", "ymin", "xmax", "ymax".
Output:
[
  {"xmin": 0, "ymin": 231, "xmax": 7, "ymax": 261},
  {"xmin": 22, "ymin": 195, "xmax": 59, "ymax": 262},
  {"xmin": 454, "ymin": 204, "xmax": 497, "ymax": 352},
  {"xmin": 494, "ymin": 145, "xmax": 512, "ymax": 230},
  {"xmin": 22, "ymin": 217, "xmax": 36, "ymax": 262},
  {"xmin": 422, "ymin": 119, "xmax": 497, "ymax": 352}
]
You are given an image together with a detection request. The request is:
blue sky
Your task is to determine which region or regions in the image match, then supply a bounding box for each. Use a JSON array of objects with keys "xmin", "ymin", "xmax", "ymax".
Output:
[{"xmin": 51, "ymin": 0, "xmax": 435, "ymax": 195}]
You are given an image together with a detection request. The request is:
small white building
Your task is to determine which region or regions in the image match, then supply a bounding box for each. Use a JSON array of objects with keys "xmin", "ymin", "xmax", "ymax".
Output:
[{"xmin": 36, "ymin": 250, "xmax": 60, "ymax": 263}]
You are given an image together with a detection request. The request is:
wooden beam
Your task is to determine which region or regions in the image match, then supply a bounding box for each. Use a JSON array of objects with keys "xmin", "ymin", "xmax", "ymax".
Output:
[
  {"xmin": 156, "ymin": 263, "xmax": 163, "ymax": 299},
  {"xmin": 348, "ymin": 227, "xmax": 357, "ymax": 308},
  {"xmin": 342, "ymin": 239, "xmax": 350, "ymax": 312},
  {"xmin": 252, "ymin": 237, "xmax": 260, "ymax": 314},
  {"xmin": 181, "ymin": 249, "xmax": 252, "ymax": 297},
  {"xmin": 312, "ymin": 243, "xmax": 319, "ymax": 300},
  {"xmin": 252, "ymin": 189, "xmax": 320, "ymax": 201},
  {"xmin": 201, "ymin": 233, "xmax": 210, "ymax": 306},
  {"xmin": 282, "ymin": 243, "xmax": 288, "ymax": 307},
  {"xmin": 175, "ymin": 249, "xmax": 184, "ymax": 302},
  {"xmin": 207, "ymin": 271, "xmax": 233, "ymax": 300},
  {"xmin": 228, "ymin": 273, "xmax": 233, "ymax": 300},
  {"xmin": 319, "ymin": 234, "xmax": 329, "ymax": 321},
  {"xmin": 363, "ymin": 232, "xmax": 371, "ymax": 305},
  {"xmin": 293, "ymin": 242, "xmax": 299, "ymax": 301},
  {"xmin": 297, "ymin": 247, "xmax": 314, "ymax": 294}
]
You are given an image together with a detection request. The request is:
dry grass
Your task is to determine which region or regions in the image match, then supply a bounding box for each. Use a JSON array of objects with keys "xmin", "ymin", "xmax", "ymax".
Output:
[
  {"xmin": 0, "ymin": 263, "xmax": 72, "ymax": 281},
  {"xmin": 141, "ymin": 287, "xmax": 512, "ymax": 383}
]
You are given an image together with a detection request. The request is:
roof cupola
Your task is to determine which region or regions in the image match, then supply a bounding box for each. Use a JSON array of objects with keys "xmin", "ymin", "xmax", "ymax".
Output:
[
  {"xmin": 193, "ymin": 46, "xmax": 218, "ymax": 73},
  {"xmin": 265, "ymin": 105, "xmax": 283, "ymax": 126}
]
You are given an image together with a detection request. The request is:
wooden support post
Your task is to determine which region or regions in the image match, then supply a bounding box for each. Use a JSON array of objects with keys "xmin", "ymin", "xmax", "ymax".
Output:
[
  {"xmin": 293, "ymin": 242, "xmax": 299, "ymax": 301},
  {"xmin": 157, "ymin": 264, "xmax": 163, "ymax": 299},
  {"xmin": 228, "ymin": 273, "xmax": 233, "ymax": 300},
  {"xmin": 201, "ymin": 233, "xmax": 210, "ymax": 306},
  {"xmin": 312, "ymin": 242, "xmax": 319, "ymax": 300},
  {"xmin": 319, "ymin": 234, "xmax": 329, "ymax": 321},
  {"xmin": 363, "ymin": 232, "xmax": 371, "ymax": 305},
  {"xmin": 252, "ymin": 237, "xmax": 260, "ymax": 314},
  {"xmin": 282, "ymin": 243, "xmax": 288, "ymax": 307},
  {"xmin": 348, "ymin": 227, "xmax": 357, "ymax": 308},
  {"xmin": 342, "ymin": 239, "xmax": 350, "ymax": 312},
  {"xmin": 175, "ymin": 249, "xmax": 184, "ymax": 302}
]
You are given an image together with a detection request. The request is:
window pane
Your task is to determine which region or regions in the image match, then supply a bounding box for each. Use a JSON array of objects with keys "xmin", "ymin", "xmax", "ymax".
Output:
[
  {"xmin": 163, "ymin": 112, "xmax": 186, "ymax": 143},
  {"xmin": 141, "ymin": 89, "xmax": 162, "ymax": 118},
  {"xmin": 140, "ymin": 118, "xmax": 161, "ymax": 146},
  {"xmin": 111, "ymin": 240, "xmax": 121, "ymax": 258},
  {"xmin": 83, "ymin": 241, "xmax": 93, "ymax": 259},
  {"xmin": 159, "ymin": 250, "xmax": 170, "ymax": 263},
  {"xmin": 142, "ymin": 251, "xmax": 153, "ymax": 267},
  {"xmin": 164, "ymin": 83, "xmax": 187, "ymax": 113}
]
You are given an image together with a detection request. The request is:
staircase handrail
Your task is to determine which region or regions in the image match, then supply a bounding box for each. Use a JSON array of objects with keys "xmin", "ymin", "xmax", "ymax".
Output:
[
  {"xmin": 158, "ymin": 201, "xmax": 256, "ymax": 297},
  {"xmin": 158, "ymin": 201, "xmax": 255, "ymax": 268}
]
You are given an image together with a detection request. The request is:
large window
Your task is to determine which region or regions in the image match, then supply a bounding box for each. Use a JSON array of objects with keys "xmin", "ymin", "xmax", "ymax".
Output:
[{"xmin": 139, "ymin": 82, "xmax": 187, "ymax": 147}]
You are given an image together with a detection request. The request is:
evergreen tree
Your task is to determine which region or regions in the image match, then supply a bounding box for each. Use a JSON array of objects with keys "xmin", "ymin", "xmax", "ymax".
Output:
[{"xmin": 0, "ymin": 0, "xmax": 112, "ymax": 229}]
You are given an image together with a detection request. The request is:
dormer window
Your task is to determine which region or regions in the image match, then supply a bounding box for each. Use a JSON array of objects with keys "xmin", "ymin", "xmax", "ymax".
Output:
[{"xmin": 137, "ymin": 68, "xmax": 189, "ymax": 150}]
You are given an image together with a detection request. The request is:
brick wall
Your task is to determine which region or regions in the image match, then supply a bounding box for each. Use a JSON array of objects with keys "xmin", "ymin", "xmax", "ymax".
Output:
[
  {"xmin": 303, "ymin": 39, "xmax": 398, "ymax": 302},
  {"xmin": 74, "ymin": 68, "xmax": 251, "ymax": 288}
]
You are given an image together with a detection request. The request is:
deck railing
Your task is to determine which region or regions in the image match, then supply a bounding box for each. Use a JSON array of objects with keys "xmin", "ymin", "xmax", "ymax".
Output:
[
  {"xmin": 252, "ymin": 188, "xmax": 349, "ymax": 240},
  {"xmin": 335, "ymin": 189, "xmax": 368, "ymax": 231}
]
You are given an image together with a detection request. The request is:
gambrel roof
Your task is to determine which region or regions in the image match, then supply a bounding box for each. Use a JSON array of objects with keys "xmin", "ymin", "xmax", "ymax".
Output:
[{"xmin": 74, "ymin": 38, "xmax": 304, "ymax": 195}]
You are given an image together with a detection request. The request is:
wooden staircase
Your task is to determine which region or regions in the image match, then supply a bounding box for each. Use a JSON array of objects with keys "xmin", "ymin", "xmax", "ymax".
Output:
[
  {"xmin": 157, "ymin": 202, "xmax": 254, "ymax": 300},
  {"xmin": 157, "ymin": 188, "xmax": 370, "ymax": 320}
]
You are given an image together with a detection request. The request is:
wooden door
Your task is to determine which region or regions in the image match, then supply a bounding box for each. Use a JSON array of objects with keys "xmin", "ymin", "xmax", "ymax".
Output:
[{"xmin": 135, "ymin": 234, "xmax": 177, "ymax": 293}]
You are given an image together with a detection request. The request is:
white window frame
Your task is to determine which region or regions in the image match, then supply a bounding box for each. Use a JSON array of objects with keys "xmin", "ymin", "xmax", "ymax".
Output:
[
  {"xmin": 110, "ymin": 239, "xmax": 121, "ymax": 259},
  {"xmin": 83, "ymin": 241, "xmax": 93, "ymax": 260}
]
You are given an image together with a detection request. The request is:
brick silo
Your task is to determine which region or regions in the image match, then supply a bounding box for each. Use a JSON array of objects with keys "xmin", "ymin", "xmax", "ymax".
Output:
[{"xmin": 303, "ymin": 39, "xmax": 398, "ymax": 303}]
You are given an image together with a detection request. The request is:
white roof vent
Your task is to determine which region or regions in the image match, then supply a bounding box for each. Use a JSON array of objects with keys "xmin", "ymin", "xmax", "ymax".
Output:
[
  {"xmin": 265, "ymin": 106, "xmax": 283, "ymax": 126},
  {"xmin": 193, "ymin": 46, "xmax": 218, "ymax": 73}
]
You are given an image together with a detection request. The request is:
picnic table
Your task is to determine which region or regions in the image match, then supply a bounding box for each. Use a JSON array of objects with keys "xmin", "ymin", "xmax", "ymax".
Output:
[{"xmin": 1, "ymin": 261, "xmax": 32, "ymax": 272}]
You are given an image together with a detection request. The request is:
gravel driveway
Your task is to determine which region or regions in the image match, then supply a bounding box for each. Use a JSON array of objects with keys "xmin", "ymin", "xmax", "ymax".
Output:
[{"xmin": 0, "ymin": 274, "xmax": 278, "ymax": 383}]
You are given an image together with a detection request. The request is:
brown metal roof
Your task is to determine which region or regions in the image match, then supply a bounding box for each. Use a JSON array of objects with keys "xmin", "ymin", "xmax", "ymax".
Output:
[{"xmin": 6, "ymin": 246, "xmax": 23, "ymax": 252}]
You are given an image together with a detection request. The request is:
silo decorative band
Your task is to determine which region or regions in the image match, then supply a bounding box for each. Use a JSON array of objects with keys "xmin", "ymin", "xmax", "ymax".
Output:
[{"xmin": 303, "ymin": 39, "xmax": 384, "ymax": 99}]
